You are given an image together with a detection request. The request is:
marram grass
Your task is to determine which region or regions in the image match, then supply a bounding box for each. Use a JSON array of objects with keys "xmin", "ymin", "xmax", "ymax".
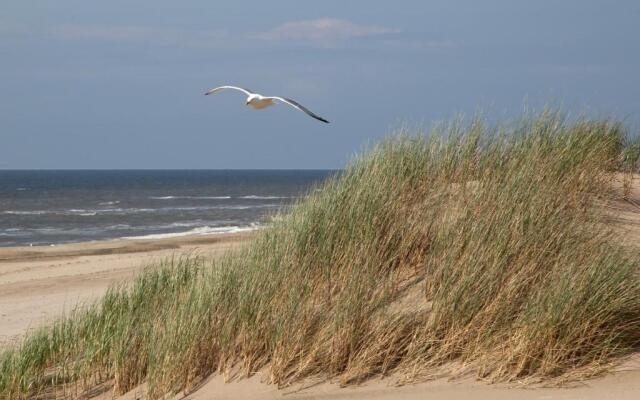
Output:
[{"xmin": 1, "ymin": 112, "xmax": 639, "ymax": 399}]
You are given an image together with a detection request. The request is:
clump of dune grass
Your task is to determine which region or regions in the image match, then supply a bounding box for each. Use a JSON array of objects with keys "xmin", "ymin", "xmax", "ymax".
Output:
[{"xmin": 1, "ymin": 111, "xmax": 639, "ymax": 399}]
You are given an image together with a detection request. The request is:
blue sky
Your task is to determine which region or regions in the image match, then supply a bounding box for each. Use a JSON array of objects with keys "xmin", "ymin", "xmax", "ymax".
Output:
[{"xmin": 1, "ymin": 1, "xmax": 639, "ymax": 168}]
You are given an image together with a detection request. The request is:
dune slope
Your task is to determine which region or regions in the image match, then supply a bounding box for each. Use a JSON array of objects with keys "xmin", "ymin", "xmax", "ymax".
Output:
[{"xmin": 1, "ymin": 113, "xmax": 639, "ymax": 400}]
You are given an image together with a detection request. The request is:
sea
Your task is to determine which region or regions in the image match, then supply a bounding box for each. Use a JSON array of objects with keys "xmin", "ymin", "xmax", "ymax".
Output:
[{"xmin": 0, "ymin": 170, "xmax": 335, "ymax": 247}]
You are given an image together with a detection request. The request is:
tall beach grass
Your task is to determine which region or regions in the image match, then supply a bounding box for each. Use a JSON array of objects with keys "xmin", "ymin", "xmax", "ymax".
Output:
[{"xmin": 1, "ymin": 111, "xmax": 639, "ymax": 399}]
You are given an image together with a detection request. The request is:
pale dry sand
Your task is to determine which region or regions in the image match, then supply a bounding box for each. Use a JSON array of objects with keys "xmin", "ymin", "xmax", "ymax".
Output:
[
  {"xmin": 0, "ymin": 232, "xmax": 253, "ymax": 347},
  {"xmin": 2, "ymin": 174, "xmax": 640, "ymax": 399},
  {"xmin": 105, "ymin": 360, "xmax": 640, "ymax": 400},
  {"xmin": 189, "ymin": 365, "xmax": 640, "ymax": 400}
]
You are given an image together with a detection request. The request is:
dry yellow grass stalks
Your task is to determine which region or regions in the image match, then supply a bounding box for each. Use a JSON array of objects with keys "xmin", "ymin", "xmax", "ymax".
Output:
[{"xmin": 1, "ymin": 112, "xmax": 639, "ymax": 399}]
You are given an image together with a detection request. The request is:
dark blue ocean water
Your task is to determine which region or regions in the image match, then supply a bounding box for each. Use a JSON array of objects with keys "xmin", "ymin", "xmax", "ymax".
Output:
[{"xmin": 0, "ymin": 170, "xmax": 335, "ymax": 247}]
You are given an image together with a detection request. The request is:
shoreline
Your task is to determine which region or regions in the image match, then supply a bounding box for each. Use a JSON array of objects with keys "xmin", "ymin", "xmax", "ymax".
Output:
[
  {"xmin": 0, "ymin": 230, "xmax": 256, "ymax": 263},
  {"xmin": 0, "ymin": 223, "xmax": 262, "ymax": 253},
  {"xmin": 0, "ymin": 231, "xmax": 254, "ymax": 347},
  {"xmin": 2, "ymin": 174, "xmax": 638, "ymax": 398}
]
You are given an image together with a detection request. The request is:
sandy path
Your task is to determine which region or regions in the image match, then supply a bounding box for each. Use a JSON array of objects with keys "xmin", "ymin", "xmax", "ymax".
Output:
[{"xmin": 0, "ymin": 233, "xmax": 252, "ymax": 347}]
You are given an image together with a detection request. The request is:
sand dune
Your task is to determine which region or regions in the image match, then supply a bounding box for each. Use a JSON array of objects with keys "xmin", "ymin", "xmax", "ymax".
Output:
[
  {"xmin": 1, "ymin": 175, "xmax": 639, "ymax": 399},
  {"xmin": 109, "ymin": 174, "xmax": 640, "ymax": 399}
]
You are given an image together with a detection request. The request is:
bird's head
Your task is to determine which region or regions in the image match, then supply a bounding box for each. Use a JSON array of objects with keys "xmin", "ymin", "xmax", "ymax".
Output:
[{"xmin": 246, "ymin": 94, "xmax": 258, "ymax": 106}]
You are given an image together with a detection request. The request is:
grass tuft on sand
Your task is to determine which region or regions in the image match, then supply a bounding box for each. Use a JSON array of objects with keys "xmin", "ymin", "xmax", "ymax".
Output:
[{"xmin": 1, "ymin": 111, "xmax": 639, "ymax": 399}]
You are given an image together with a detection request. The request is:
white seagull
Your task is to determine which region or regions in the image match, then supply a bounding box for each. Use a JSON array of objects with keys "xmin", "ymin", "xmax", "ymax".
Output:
[{"xmin": 204, "ymin": 85, "xmax": 329, "ymax": 123}]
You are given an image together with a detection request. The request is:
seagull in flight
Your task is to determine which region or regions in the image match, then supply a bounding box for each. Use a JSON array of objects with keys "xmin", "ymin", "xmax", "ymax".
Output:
[{"xmin": 204, "ymin": 85, "xmax": 329, "ymax": 123}]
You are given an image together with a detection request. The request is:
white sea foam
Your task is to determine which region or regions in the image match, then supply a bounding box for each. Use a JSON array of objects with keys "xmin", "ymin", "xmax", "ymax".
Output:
[
  {"xmin": 98, "ymin": 200, "xmax": 120, "ymax": 206},
  {"xmin": 3, "ymin": 210, "xmax": 48, "ymax": 215},
  {"xmin": 150, "ymin": 195, "xmax": 232, "ymax": 200},
  {"xmin": 4, "ymin": 209, "xmax": 100, "ymax": 216},
  {"xmin": 239, "ymin": 195, "xmax": 292, "ymax": 199},
  {"xmin": 123, "ymin": 225, "xmax": 260, "ymax": 240},
  {"xmin": 167, "ymin": 221, "xmax": 214, "ymax": 228},
  {"xmin": 149, "ymin": 195, "xmax": 291, "ymax": 200},
  {"xmin": 156, "ymin": 205, "xmax": 280, "ymax": 211},
  {"xmin": 101, "ymin": 208, "xmax": 155, "ymax": 214},
  {"xmin": 3, "ymin": 204, "xmax": 278, "ymax": 217},
  {"xmin": 105, "ymin": 224, "xmax": 131, "ymax": 230},
  {"xmin": 67, "ymin": 209, "xmax": 98, "ymax": 216}
]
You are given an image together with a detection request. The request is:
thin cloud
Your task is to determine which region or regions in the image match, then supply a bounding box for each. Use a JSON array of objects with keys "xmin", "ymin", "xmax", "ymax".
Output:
[
  {"xmin": 49, "ymin": 20, "xmax": 452, "ymax": 52},
  {"xmin": 256, "ymin": 18, "xmax": 398, "ymax": 46}
]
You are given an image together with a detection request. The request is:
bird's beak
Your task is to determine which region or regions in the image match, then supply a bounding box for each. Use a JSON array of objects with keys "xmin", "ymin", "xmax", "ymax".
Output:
[{"xmin": 204, "ymin": 91, "xmax": 210, "ymax": 96}]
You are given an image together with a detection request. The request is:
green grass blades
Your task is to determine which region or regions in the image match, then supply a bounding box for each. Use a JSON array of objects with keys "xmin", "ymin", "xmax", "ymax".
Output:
[{"xmin": 1, "ymin": 112, "xmax": 638, "ymax": 399}]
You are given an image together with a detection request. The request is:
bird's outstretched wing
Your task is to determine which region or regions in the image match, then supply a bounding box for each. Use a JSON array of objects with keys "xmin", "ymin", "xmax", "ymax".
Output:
[
  {"xmin": 204, "ymin": 86, "xmax": 254, "ymax": 96},
  {"xmin": 268, "ymin": 97, "xmax": 330, "ymax": 123}
]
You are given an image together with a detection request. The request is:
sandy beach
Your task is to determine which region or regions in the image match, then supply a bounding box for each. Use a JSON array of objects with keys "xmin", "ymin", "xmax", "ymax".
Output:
[
  {"xmin": 101, "ymin": 358, "xmax": 640, "ymax": 400},
  {"xmin": 2, "ymin": 234, "xmax": 638, "ymax": 400},
  {"xmin": 0, "ymin": 232, "xmax": 253, "ymax": 347},
  {"xmin": 4, "ymin": 2, "xmax": 640, "ymax": 398},
  {"xmin": 1, "ymin": 175, "xmax": 639, "ymax": 399}
]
